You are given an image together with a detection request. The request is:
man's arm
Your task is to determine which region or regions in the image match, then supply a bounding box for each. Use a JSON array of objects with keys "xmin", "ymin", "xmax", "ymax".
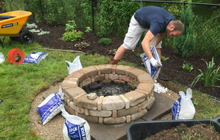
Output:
[
  {"xmin": 141, "ymin": 30, "xmax": 155, "ymax": 59},
  {"xmin": 152, "ymin": 33, "xmax": 166, "ymax": 46}
]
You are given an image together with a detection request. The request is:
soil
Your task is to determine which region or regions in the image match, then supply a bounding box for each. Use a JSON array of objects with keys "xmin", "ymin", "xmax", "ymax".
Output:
[
  {"xmin": 23, "ymin": 19, "xmax": 220, "ymax": 99},
  {"xmin": 144, "ymin": 123, "xmax": 220, "ymax": 140}
]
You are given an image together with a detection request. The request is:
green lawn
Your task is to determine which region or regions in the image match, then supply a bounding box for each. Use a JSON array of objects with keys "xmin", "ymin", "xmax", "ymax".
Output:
[{"xmin": 0, "ymin": 37, "xmax": 220, "ymax": 139}]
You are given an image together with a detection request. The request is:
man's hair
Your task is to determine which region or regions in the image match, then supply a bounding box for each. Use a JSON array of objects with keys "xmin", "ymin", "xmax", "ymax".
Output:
[{"xmin": 172, "ymin": 20, "xmax": 184, "ymax": 32}]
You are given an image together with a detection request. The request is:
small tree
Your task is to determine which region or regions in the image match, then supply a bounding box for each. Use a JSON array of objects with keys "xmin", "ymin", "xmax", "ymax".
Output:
[{"xmin": 172, "ymin": 1, "xmax": 196, "ymax": 58}]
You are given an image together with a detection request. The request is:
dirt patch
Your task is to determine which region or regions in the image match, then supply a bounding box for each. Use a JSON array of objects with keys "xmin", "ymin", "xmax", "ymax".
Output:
[
  {"xmin": 23, "ymin": 18, "xmax": 220, "ymax": 99},
  {"xmin": 144, "ymin": 123, "xmax": 220, "ymax": 140}
]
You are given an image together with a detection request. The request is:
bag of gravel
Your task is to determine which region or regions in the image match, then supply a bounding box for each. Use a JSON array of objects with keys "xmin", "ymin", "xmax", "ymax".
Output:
[
  {"xmin": 172, "ymin": 88, "xmax": 195, "ymax": 120},
  {"xmin": 65, "ymin": 56, "xmax": 82, "ymax": 75},
  {"xmin": 61, "ymin": 106, "xmax": 91, "ymax": 140},
  {"xmin": 37, "ymin": 87, "xmax": 64, "ymax": 125},
  {"xmin": 140, "ymin": 46, "xmax": 162, "ymax": 80}
]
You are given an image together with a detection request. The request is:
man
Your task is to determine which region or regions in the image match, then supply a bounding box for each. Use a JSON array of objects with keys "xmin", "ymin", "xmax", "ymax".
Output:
[{"xmin": 109, "ymin": 6, "xmax": 184, "ymax": 81}]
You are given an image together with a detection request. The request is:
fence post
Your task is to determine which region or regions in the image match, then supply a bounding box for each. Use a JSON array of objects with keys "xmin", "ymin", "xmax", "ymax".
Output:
[
  {"xmin": 91, "ymin": 0, "xmax": 95, "ymax": 31},
  {"xmin": 39, "ymin": 0, "xmax": 44, "ymax": 20}
]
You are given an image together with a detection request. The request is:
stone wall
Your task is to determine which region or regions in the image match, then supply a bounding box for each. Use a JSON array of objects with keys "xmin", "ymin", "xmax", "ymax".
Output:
[{"xmin": 62, "ymin": 64, "xmax": 155, "ymax": 124}]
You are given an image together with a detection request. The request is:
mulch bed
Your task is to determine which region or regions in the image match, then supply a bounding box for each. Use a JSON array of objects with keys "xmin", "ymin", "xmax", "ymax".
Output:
[{"xmin": 23, "ymin": 18, "xmax": 220, "ymax": 99}]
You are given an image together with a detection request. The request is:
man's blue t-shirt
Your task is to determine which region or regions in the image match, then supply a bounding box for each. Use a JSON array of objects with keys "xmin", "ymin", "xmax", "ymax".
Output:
[{"xmin": 134, "ymin": 6, "xmax": 176, "ymax": 36}]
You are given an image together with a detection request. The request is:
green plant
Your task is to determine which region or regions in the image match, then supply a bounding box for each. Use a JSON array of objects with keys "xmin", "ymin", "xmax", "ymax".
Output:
[
  {"xmin": 60, "ymin": 30, "xmax": 84, "ymax": 41},
  {"xmin": 161, "ymin": 56, "xmax": 169, "ymax": 62},
  {"xmin": 85, "ymin": 27, "xmax": 92, "ymax": 33},
  {"xmin": 182, "ymin": 63, "xmax": 193, "ymax": 72},
  {"xmin": 136, "ymin": 53, "xmax": 142, "ymax": 57},
  {"xmin": 65, "ymin": 20, "xmax": 77, "ymax": 32},
  {"xmin": 98, "ymin": 38, "xmax": 112, "ymax": 46},
  {"xmin": 96, "ymin": 32, "xmax": 106, "ymax": 38},
  {"xmin": 191, "ymin": 57, "xmax": 220, "ymax": 88},
  {"xmin": 74, "ymin": 41, "xmax": 90, "ymax": 50},
  {"xmin": 172, "ymin": 1, "xmax": 197, "ymax": 58}
]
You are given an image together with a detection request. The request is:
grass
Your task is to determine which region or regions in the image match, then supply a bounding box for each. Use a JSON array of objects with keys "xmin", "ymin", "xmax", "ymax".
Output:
[{"xmin": 0, "ymin": 37, "xmax": 220, "ymax": 139}]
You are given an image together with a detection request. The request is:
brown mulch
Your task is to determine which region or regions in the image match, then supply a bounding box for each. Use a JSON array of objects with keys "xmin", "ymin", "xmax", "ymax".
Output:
[{"xmin": 23, "ymin": 18, "xmax": 220, "ymax": 99}]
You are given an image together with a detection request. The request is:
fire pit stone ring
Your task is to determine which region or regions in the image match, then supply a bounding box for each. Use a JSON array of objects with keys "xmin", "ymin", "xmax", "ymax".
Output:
[{"xmin": 61, "ymin": 64, "xmax": 155, "ymax": 124}]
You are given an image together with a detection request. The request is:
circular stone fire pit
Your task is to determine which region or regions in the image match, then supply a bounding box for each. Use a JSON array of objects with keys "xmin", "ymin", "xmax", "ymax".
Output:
[{"xmin": 61, "ymin": 64, "xmax": 155, "ymax": 124}]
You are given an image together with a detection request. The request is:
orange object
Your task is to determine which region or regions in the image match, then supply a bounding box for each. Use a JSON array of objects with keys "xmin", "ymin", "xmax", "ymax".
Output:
[{"xmin": 7, "ymin": 48, "xmax": 24, "ymax": 65}]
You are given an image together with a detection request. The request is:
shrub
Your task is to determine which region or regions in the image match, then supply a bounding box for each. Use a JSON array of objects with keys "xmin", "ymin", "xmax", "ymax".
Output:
[
  {"xmin": 96, "ymin": 32, "xmax": 106, "ymax": 38},
  {"xmin": 99, "ymin": 38, "xmax": 112, "ymax": 46},
  {"xmin": 60, "ymin": 30, "xmax": 84, "ymax": 42},
  {"xmin": 172, "ymin": 2, "xmax": 196, "ymax": 58},
  {"xmin": 65, "ymin": 20, "xmax": 76, "ymax": 32}
]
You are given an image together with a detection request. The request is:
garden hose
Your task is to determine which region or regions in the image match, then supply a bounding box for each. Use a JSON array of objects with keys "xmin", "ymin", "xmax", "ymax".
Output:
[{"xmin": 7, "ymin": 49, "xmax": 24, "ymax": 65}]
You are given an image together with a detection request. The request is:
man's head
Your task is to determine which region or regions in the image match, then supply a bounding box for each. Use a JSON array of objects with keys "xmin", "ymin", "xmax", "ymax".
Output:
[{"xmin": 166, "ymin": 20, "xmax": 184, "ymax": 38}]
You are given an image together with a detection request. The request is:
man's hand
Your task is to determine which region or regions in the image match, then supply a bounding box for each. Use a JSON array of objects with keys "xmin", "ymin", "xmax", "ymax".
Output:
[{"xmin": 150, "ymin": 57, "xmax": 160, "ymax": 68}]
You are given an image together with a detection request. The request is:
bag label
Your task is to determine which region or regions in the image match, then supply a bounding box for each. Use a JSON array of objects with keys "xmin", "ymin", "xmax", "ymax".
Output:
[
  {"xmin": 37, "ymin": 93, "xmax": 63, "ymax": 123},
  {"xmin": 65, "ymin": 120, "xmax": 87, "ymax": 140},
  {"xmin": 172, "ymin": 97, "xmax": 182, "ymax": 120}
]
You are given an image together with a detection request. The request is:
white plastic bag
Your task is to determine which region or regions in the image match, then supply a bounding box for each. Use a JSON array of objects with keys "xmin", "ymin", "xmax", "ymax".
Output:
[
  {"xmin": 65, "ymin": 56, "xmax": 82, "ymax": 75},
  {"xmin": 37, "ymin": 87, "xmax": 64, "ymax": 125},
  {"xmin": 23, "ymin": 52, "xmax": 48, "ymax": 65},
  {"xmin": 61, "ymin": 106, "xmax": 91, "ymax": 140},
  {"xmin": 0, "ymin": 53, "xmax": 5, "ymax": 64},
  {"xmin": 172, "ymin": 88, "xmax": 196, "ymax": 120},
  {"xmin": 140, "ymin": 46, "xmax": 162, "ymax": 80}
]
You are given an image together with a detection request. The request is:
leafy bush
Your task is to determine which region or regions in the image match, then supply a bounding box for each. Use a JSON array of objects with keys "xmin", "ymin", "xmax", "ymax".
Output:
[
  {"xmin": 172, "ymin": 2, "xmax": 196, "ymax": 58},
  {"xmin": 191, "ymin": 57, "xmax": 220, "ymax": 88},
  {"xmin": 85, "ymin": 27, "xmax": 92, "ymax": 33},
  {"xmin": 99, "ymin": 38, "xmax": 112, "ymax": 46},
  {"xmin": 182, "ymin": 63, "xmax": 193, "ymax": 72},
  {"xmin": 65, "ymin": 20, "xmax": 76, "ymax": 32},
  {"xmin": 60, "ymin": 30, "xmax": 84, "ymax": 42},
  {"xmin": 96, "ymin": 32, "xmax": 106, "ymax": 38}
]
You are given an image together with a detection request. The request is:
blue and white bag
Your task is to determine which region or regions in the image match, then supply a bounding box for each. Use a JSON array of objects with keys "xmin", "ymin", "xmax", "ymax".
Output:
[
  {"xmin": 140, "ymin": 46, "xmax": 162, "ymax": 80},
  {"xmin": 65, "ymin": 56, "xmax": 82, "ymax": 75},
  {"xmin": 61, "ymin": 106, "xmax": 91, "ymax": 140},
  {"xmin": 37, "ymin": 87, "xmax": 64, "ymax": 125},
  {"xmin": 23, "ymin": 52, "xmax": 48, "ymax": 65},
  {"xmin": 172, "ymin": 88, "xmax": 196, "ymax": 120}
]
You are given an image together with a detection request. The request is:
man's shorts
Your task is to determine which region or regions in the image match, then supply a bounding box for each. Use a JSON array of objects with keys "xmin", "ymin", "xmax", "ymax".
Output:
[{"xmin": 122, "ymin": 15, "xmax": 162, "ymax": 50}]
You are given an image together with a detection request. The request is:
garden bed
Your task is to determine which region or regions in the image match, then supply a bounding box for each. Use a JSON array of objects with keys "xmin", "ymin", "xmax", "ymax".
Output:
[{"xmin": 23, "ymin": 18, "xmax": 220, "ymax": 99}]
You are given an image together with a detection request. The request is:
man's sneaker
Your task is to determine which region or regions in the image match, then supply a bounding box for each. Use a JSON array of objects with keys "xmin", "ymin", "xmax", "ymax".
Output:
[{"xmin": 159, "ymin": 70, "xmax": 170, "ymax": 81}]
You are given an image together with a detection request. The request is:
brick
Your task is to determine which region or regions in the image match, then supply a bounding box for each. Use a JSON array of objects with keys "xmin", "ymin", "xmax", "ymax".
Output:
[
  {"xmin": 97, "ymin": 96, "xmax": 104, "ymax": 110},
  {"xmin": 104, "ymin": 116, "xmax": 126, "ymax": 124},
  {"xmin": 63, "ymin": 87, "xmax": 85, "ymax": 101},
  {"xmin": 124, "ymin": 91, "xmax": 145, "ymax": 107},
  {"xmin": 127, "ymin": 82, "xmax": 138, "ymax": 89},
  {"xmin": 102, "ymin": 79, "xmax": 111, "ymax": 83},
  {"xmin": 82, "ymin": 78, "xmax": 91, "ymax": 87},
  {"xmin": 141, "ymin": 97, "xmax": 155, "ymax": 109},
  {"xmin": 138, "ymin": 104, "xmax": 142, "ymax": 112},
  {"xmin": 91, "ymin": 76, "xmax": 95, "ymax": 83},
  {"xmin": 67, "ymin": 98, "xmax": 70, "ymax": 106},
  {"xmin": 112, "ymin": 110, "xmax": 117, "ymax": 118},
  {"xmin": 81, "ymin": 66, "xmax": 98, "ymax": 77},
  {"xmin": 116, "ymin": 65, "xmax": 132, "ymax": 75},
  {"xmin": 102, "ymin": 96, "xmax": 125, "ymax": 110},
  {"xmin": 89, "ymin": 110, "xmax": 112, "ymax": 117},
  {"xmin": 76, "ymin": 95, "xmax": 99, "ymax": 110},
  {"xmin": 94, "ymin": 65, "xmax": 101, "ymax": 75},
  {"xmin": 85, "ymin": 109, "xmax": 89, "ymax": 115},
  {"xmin": 147, "ymin": 97, "xmax": 155, "ymax": 110},
  {"xmin": 94, "ymin": 74, "xmax": 105, "ymax": 82},
  {"xmin": 125, "ymin": 67, "xmax": 135, "ymax": 77},
  {"xmin": 65, "ymin": 70, "xmax": 86, "ymax": 83},
  {"xmin": 122, "ymin": 75, "xmax": 131, "ymax": 83},
  {"xmin": 114, "ymin": 80, "xmax": 125, "ymax": 84},
  {"xmin": 137, "ymin": 73, "xmax": 154, "ymax": 84},
  {"xmin": 119, "ymin": 94, "xmax": 130, "ymax": 109},
  {"xmin": 61, "ymin": 79, "xmax": 78, "ymax": 89},
  {"xmin": 117, "ymin": 106, "xmax": 138, "ymax": 117},
  {"xmin": 112, "ymin": 65, "xmax": 117, "ymax": 74},
  {"xmin": 137, "ymin": 83, "xmax": 154, "ymax": 92},
  {"xmin": 108, "ymin": 74, "xmax": 119, "ymax": 81},
  {"xmin": 99, "ymin": 117, "xmax": 103, "ymax": 124},
  {"xmin": 69, "ymin": 101, "xmax": 85, "ymax": 114},
  {"xmin": 98, "ymin": 64, "xmax": 113, "ymax": 74},
  {"xmin": 105, "ymin": 74, "xmax": 108, "ymax": 80},
  {"xmin": 127, "ymin": 68, "xmax": 146, "ymax": 81},
  {"xmin": 73, "ymin": 92, "xmax": 87, "ymax": 105},
  {"xmin": 78, "ymin": 114, "xmax": 98, "ymax": 123},
  {"xmin": 131, "ymin": 109, "xmax": 147, "ymax": 121},
  {"xmin": 119, "ymin": 75, "xmax": 122, "ymax": 80},
  {"xmin": 135, "ymin": 89, "xmax": 150, "ymax": 100},
  {"xmin": 126, "ymin": 115, "xmax": 131, "ymax": 123}
]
